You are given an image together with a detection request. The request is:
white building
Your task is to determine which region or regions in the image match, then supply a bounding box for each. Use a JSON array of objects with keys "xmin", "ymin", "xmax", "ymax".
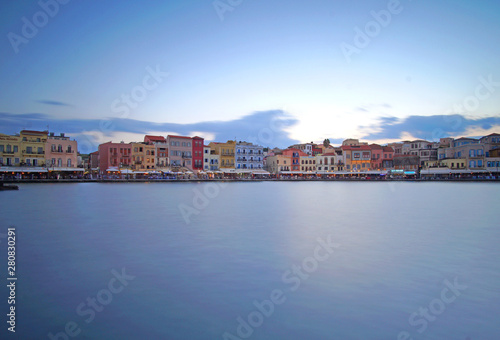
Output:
[
  {"xmin": 204, "ymin": 146, "xmax": 220, "ymax": 171},
  {"xmin": 235, "ymin": 142, "xmax": 264, "ymax": 170}
]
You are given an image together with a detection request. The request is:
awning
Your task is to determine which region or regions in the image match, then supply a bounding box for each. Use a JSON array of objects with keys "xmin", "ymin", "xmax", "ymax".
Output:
[
  {"xmin": 0, "ymin": 167, "xmax": 48, "ymax": 173},
  {"xmin": 421, "ymin": 168, "xmax": 492, "ymax": 175},
  {"xmin": 222, "ymin": 168, "xmax": 236, "ymax": 173},
  {"xmin": 252, "ymin": 170, "xmax": 270, "ymax": 175},
  {"xmin": 48, "ymin": 167, "xmax": 85, "ymax": 172}
]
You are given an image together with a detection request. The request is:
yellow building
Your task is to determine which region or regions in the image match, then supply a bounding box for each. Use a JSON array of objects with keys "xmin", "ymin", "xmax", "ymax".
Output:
[
  {"xmin": 19, "ymin": 130, "xmax": 48, "ymax": 167},
  {"xmin": 425, "ymin": 158, "xmax": 466, "ymax": 170},
  {"xmin": 209, "ymin": 141, "xmax": 235, "ymax": 169},
  {"xmin": 130, "ymin": 142, "xmax": 155, "ymax": 170},
  {"xmin": 0, "ymin": 133, "xmax": 22, "ymax": 166}
]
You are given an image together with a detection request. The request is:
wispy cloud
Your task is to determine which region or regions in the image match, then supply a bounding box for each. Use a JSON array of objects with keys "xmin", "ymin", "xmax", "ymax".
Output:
[{"xmin": 35, "ymin": 100, "xmax": 73, "ymax": 107}]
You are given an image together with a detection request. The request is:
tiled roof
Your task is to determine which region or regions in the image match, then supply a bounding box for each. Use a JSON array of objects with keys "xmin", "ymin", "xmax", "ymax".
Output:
[
  {"xmin": 20, "ymin": 130, "xmax": 48, "ymax": 135},
  {"xmin": 167, "ymin": 135, "xmax": 192, "ymax": 139},
  {"xmin": 145, "ymin": 135, "xmax": 166, "ymax": 141},
  {"xmin": 341, "ymin": 145, "xmax": 371, "ymax": 151}
]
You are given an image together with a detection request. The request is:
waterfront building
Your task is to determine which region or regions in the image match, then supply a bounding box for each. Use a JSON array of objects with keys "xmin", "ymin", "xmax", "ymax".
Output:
[
  {"xmin": 418, "ymin": 143, "xmax": 439, "ymax": 166},
  {"xmin": 300, "ymin": 155, "xmax": 316, "ymax": 172},
  {"xmin": 289, "ymin": 142, "xmax": 313, "ymax": 155},
  {"xmin": 167, "ymin": 135, "xmax": 195, "ymax": 170},
  {"xmin": 98, "ymin": 141, "xmax": 132, "ymax": 174},
  {"xmin": 20, "ymin": 130, "xmax": 48, "ymax": 167},
  {"xmin": 203, "ymin": 146, "xmax": 219, "ymax": 171},
  {"xmin": 341, "ymin": 145, "xmax": 371, "ymax": 171},
  {"xmin": 45, "ymin": 132, "xmax": 78, "ymax": 169},
  {"xmin": 342, "ymin": 138, "xmax": 366, "ymax": 146},
  {"xmin": 235, "ymin": 141, "xmax": 264, "ymax": 170},
  {"xmin": 209, "ymin": 140, "xmax": 235, "ymax": 169},
  {"xmin": 130, "ymin": 142, "xmax": 155, "ymax": 171},
  {"xmin": 144, "ymin": 135, "xmax": 168, "ymax": 169},
  {"xmin": 265, "ymin": 153, "xmax": 291, "ymax": 174},
  {"xmin": 282, "ymin": 148, "xmax": 307, "ymax": 171},
  {"xmin": 369, "ymin": 144, "xmax": 383, "ymax": 169},
  {"xmin": 486, "ymin": 157, "xmax": 500, "ymax": 172},
  {"xmin": 316, "ymin": 153, "xmax": 338, "ymax": 172},
  {"xmin": 192, "ymin": 136, "xmax": 204, "ymax": 172},
  {"xmin": 388, "ymin": 142, "xmax": 403, "ymax": 155},
  {"xmin": 430, "ymin": 158, "xmax": 466, "ymax": 170},
  {"xmin": 393, "ymin": 154, "xmax": 420, "ymax": 170},
  {"xmin": 480, "ymin": 133, "xmax": 500, "ymax": 157},
  {"xmin": 0, "ymin": 133, "xmax": 22, "ymax": 166},
  {"xmin": 89, "ymin": 151, "xmax": 99, "ymax": 170},
  {"xmin": 381, "ymin": 146, "xmax": 395, "ymax": 169}
]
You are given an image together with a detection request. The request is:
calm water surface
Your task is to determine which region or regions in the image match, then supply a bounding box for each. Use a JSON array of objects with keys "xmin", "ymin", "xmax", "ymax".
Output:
[{"xmin": 1, "ymin": 182, "xmax": 499, "ymax": 339}]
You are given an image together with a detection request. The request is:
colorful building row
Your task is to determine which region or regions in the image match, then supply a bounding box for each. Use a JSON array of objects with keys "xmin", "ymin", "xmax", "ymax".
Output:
[{"xmin": 0, "ymin": 130, "xmax": 79, "ymax": 170}]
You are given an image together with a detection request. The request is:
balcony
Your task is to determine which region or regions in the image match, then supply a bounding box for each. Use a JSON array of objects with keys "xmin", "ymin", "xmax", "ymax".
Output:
[
  {"xmin": 23, "ymin": 150, "xmax": 45, "ymax": 155},
  {"xmin": 182, "ymin": 154, "xmax": 191, "ymax": 158},
  {"xmin": 66, "ymin": 150, "xmax": 74, "ymax": 153},
  {"xmin": 2, "ymin": 151, "xmax": 15, "ymax": 154}
]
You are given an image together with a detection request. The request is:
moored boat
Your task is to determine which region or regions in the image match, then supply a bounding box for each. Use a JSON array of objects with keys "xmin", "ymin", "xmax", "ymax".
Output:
[{"xmin": 0, "ymin": 183, "xmax": 19, "ymax": 191}]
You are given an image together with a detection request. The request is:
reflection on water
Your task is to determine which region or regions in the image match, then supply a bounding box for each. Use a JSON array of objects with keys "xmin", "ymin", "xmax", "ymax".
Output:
[{"xmin": 2, "ymin": 182, "xmax": 499, "ymax": 339}]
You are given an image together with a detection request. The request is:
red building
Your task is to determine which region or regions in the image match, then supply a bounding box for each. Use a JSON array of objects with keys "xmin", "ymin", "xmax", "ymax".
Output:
[
  {"xmin": 98, "ymin": 142, "xmax": 132, "ymax": 173},
  {"xmin": 283, "ymin": 148, "xmax": 308, "ymax": 171},
  {"xmin": 192, "ymin": 136, "xmax": 204, "ymax": 171}
]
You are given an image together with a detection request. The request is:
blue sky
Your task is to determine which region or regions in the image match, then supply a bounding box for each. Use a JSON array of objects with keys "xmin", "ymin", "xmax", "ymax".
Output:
[{"xmin": 1, "ymin": 0, "xmax": 499, "ymax": 149}]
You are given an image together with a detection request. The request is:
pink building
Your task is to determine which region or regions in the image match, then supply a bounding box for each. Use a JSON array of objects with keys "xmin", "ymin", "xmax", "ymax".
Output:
[
  {"xmin": 166, "ymin": 135, "xmax": 205, "ymax": 171},
  {"xmin": 45, "ymin": 132, "xmax": 78, "ymax": 168},
  {"xmin": 98, "ymin": 142, "xmax": 132, "ymax": 173}
]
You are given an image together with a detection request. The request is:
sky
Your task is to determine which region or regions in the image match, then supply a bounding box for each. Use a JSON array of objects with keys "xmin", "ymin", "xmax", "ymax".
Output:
[{"xmin": 1, "ymin": 0, "xmax": 499, "ymax": 150}]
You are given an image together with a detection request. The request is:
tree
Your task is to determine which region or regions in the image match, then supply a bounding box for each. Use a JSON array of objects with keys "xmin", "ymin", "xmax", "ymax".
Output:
[{"xmin": 323, "ymin": 139, "xmax": 331, "ymax": 148}]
